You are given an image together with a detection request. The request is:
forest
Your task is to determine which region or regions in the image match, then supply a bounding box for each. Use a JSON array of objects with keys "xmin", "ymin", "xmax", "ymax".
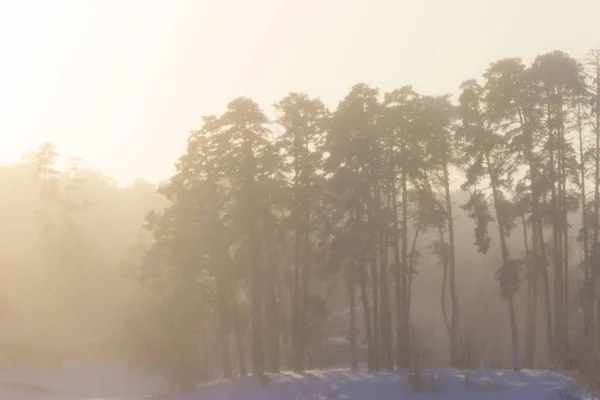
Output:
[{"xmin": 2, "ymin": 48, "xmax": 600, "ymax": 394}]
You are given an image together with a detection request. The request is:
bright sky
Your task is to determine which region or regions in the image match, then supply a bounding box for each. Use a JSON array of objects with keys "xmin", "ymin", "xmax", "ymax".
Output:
[{"xmin": 0, "ymin": 0, "xmax": 598, "ymax": 186}]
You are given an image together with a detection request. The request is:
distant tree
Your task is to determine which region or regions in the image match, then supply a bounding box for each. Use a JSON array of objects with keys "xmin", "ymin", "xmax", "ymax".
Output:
[
  {"xmin": 531, "ymin": 51, "xmax": 582, "ymax": 363},
  {"xmin": 213, "ymin": 97, "xmax": 279, "ymax": 378},
  {"xmin": 458, "ymin": 78, "xmax": 521, "ymax": 371},
  {"xmin": 584, "ymin": 49, "xmax": 600, "ymax": 348},
  {"xmin": 325, "ymin": 84, "xmax": 381, "ymax": 370},
  {"xmin": 481, "ymin": 58, "xmax": 553, "ymax": 367},
  {"xmin": 275, "ymin": 93, "xmax": 329, "ymax": 371},
  {"xmin": 416, "ymin": 94, "xmax": 461, "ymax": 367},
  {"xmin": 381, "ymin": 86, "xmax": 422, "ymax": 368},
  {"xmin": 29, "ymin": 143, "xmax": 94, "ymax": 345}
]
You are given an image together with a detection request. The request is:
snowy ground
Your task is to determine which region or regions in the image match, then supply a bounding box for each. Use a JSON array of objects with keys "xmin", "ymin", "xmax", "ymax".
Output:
[
  {"xmin": 167, "ymin": 368, "xmax": 593, "ymax": 400},
  {"xmin": 0, "ymin": 364, "xmax": 596, "ymax": 399},
  {"xmin": 0, "ymin": 361, "xmax": 167, "ymax": 399}
]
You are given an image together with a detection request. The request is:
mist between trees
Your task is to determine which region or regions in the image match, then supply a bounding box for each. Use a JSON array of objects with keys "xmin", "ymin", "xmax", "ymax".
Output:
[{"xmin": 1, "ymin": 48, "xmax": 600, "ymax": 393}]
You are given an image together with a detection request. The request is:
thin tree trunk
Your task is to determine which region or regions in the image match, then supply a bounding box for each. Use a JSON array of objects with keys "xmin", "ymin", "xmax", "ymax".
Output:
[
  {"xmin": 523, "ymin": 209, "xmax": 533, "ymax": 369},
  {"xmin": 393, "ymin": 183, "xmax": 402, "ymax": 369},
  {"xmin": 291, "ymin": 226, "xmax": 300, "ymax": 371},
  {"xmin": 359, "ymin": 256, "xmax": 374, "ymax": 370},
  {"xmin": 538, "ymin": 223, "xmax": 554, "ymax": 361},
  {"xmin": 508, "ymin": 296, "xmax": 519, "ymax": 371},
  {"xmin": 289, "ymin": 131, "xmax": 303, "ymax": 372},
  {"xmin": 231, "ymin": 295, "xmax": 246, "ymax": 376},
  {"xmin": 251, "ymin": 251, "xmax": 264, "ymax": 377},
  {"xmin": 593, "ymin": 50, "xmax": 600, "ymax": 350},
  {"xmin": 298, "ymin": 215, "xmax": 311, "ymax": 370},
  {"xmin": 401, "ymin": 155, "xmax": 410, "ymax": 368},
  {"xmin": 440, "ymin": 228, "xmax": 451, "ymax": 335},
  {"xmin": 299, "ymin": 135, "xmax": 311, "ymax": 371},
  {"xmin": 520, "ymin": 107, "xmax": 547, "ymax": 364},
  {"xmin": 349, "ymin": 261, "xmax": 358, "ymax": 371},
  {"xmin": 264, "ymin": 251, "xmax": 280, "ymax": 373},
  {"xmin": 300, "ymin": 206, "xmax": 310, "ymax": 371},
  {"xmin": 526, "ymin": 146, "xmax": 553, "ymax": 361},
  {"xmin": 243, "ymin": 133, "xmax": 264, "ymax": 379},
  {"xmin": 291, "ymin": 174, "xmax": 301, "ymax": 372},
  {"xmin": 379, "ymin": 231, "xmax": 392, "ymax": 370},
  {"xmin": 379, "ymin": 186, "xmax": 393, "ymax": 370},
  {"xmin": 563, "ymin": 183, "xmax": 569, "ymax": 349},
  {"xmin": 406, "ymin": 224, "xmax": 420, "ymax": 343},
  {"xmin": 369, "ymin": 231, "xmax": 380, "ymax": 370},
  {"xmin": 548, "ymin": 104, "xmax": 563, "ymax": 363},
  {"xmin": 278, "ymin": 287, "xmax": 290, "ymax": 369},
  {"xmin": 209, "ymin": 186, "xmax": 232, "ymax": 378},
  {"xmin": 577, "ymin": 99, "xmax": 591, "ymax": 334},
  {"xmin": 530, "ymin": 219, "xmax": 539, "ymax": 368},
  {"xmin": 559, "ymin": 107, "xmax": 570, "ymax": 349},
  {"xmin": 485, "ymin": 151, "xmax": 519, "ymax": 371},
  {"xmin": 366, "ymin": 167, "xmax": 380, "ymax": 371},
  {"xmin": 442, "ymin": 157, "xmax": 459, "ymax": 367},
  {"xmin": 217, "ymin": 276, "xmax": 232, "ymax": 378}
]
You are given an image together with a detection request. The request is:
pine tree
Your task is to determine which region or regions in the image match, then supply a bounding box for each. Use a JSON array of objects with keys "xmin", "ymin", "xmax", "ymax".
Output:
[
  {"xmin": 275, "ymin": 93, "xmax": 329, "ymax": 371},
  {"xmin": 458, "ymin": 78, "xmax": 521, "ymax": 371}
]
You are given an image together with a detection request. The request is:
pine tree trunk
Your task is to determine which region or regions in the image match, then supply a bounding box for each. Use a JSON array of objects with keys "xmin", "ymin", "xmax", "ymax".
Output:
[
  {"xmin": 552, "ymin": 152, "xmax": 563, "ymax": 362},
  {"xmin": 526, "ymin": 146, "xmax": 552, "ymax": 362},
  {"xmin": 406, "ymin": 225, "xmax": 420, "ymax": 363},
  {"xmin": 292, "ymin": 226, "xmax": 300, "ymax": 371},
  {"xmin": 300, "ymin": 206, "xmax": 310, "ymax": 372},
  {"xmin": 299, "ymin": 150, "xmax": 311, "ymax": 372},
  {"xmin": 359, "ymin": 256, "xmax": 374, "ymax": 370},
  {"xmin": 299, "ymin": 243, "xmax": 309, "ymax": 371},
  {"xmin": 210, "ymin": 195, "xmax": 232, "ymax": 379},
  {"xmin": 538, "ymin": 223, "xmax": 554, "ymax": 361},
  {"xmin": 521, "ymin": 109, "xmax": 548, "ymax": 365},
  {"xmin": 442, "ymin": 158, "xmax": 459, "ymax": 367},
  {"xmin": 559, "ymin": 109, "xmax": 570, "ymax": 350},
  {"xmin": 369, "ymin": 235, "xmax": 380, "ymax": 370},
  {"xmin": 523, "ymin": 211, "xmax": 534, "ymax": 368},
  {"xmin": 393, "ymin": 183, "xmax": 402, "ymax": 370},
  {"xmin": 291, "ymin": 137, "xmax": 302, "ymax": 372},
  {"xmin": 242, "ymin": 132, "xmax": 265, "ymax": 379},
  {"xmin": 366, "ymin": 169, "xmax": 380, "ymax": 371},
  {"xmin": 485, "ymin": 151, "xmax": 519, "ymax": 371},
  {"xmin": 594, "ymin": 53, "xmax": 600, "ymax": 349},
  {"xmin": 231, "ymin": 295, "xmax": 246, "ymax": 376},
  {"xmin": 217, "ymin": 276, "xmax": 232, "ymax": 378},
  {"xmin": 401, "ymin": 155, "xmax": 410, "ymax": 368},
  {"xmin": 379, "ymin": 188, "xmax": 393, "ymax": 370},
  {"xmin": 547, "ymin": 102, "xmax": 564, "ymax": 363},
  {"xmin": 379, "ymin": 248, "xmax": 392, "ymax": 370},
  {"xmin": 563, "ymin": 171, "xmax": 570, "ymax": 349},
  {"xmin": 577, "ymin": 100, "xmax": 591, "ymax": 335},
  {"xmin": 508, "ymin": 295, "xmax": 519, "ymax": 372},
  {"xmin": 530, "ymin": 228, "xmax": 539, "ymax": 367},
  {"xmin": 440, "ymin": 229, "xmax": 451, "ymax": 335},
  {"xmin": 349, "ymin": 261, "xmax": 358, "ymax": 371},
  {"xmin": 251, "ymin": 259, "xmax": 265, "ymax": 378},
  {"xmin": 264, "ymin": 254, "xmax": 280, "ymax": 373}
]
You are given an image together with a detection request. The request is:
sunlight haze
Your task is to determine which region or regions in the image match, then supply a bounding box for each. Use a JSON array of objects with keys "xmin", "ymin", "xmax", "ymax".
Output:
[
  {"xmin": 0, "ymin": 0, "xmax": 598, "ymax": 186},
  {"xmin": 2, "ymin": 1, "xmax": 600, "ymax": 398}
]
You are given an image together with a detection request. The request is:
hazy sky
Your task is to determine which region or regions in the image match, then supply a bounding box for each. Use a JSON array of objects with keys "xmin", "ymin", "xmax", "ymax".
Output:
[{"xmin": 0, "ymin": 0, "xmax": 598, "ymax": 186}]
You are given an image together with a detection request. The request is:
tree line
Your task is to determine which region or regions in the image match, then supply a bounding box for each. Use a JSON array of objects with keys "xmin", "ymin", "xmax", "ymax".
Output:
[
  {"xmin": 133, "ymin": 48, "xmax": 600, "ymax": 389},
  {"xmin": 0, "ymin": 142, "xmax": 165, "ymax": 360}
]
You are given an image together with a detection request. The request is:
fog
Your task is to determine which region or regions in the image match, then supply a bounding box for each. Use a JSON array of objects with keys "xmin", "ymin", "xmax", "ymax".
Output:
[{"xmin": 1, "ymin": 1, "xmax": 600, "ymax": 398}]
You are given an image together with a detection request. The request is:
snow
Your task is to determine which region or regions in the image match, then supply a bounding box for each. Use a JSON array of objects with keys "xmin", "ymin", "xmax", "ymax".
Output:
[
  {"xmin": 0, "ymin": 364, "xmax": 596, "ymax": 399},
  {"xmin": 0, "ymin": 361, "xmax": 168, "ymax": 399},
  {"xmin": 324, "ymin": 337, "xmax": 368, "ymax": 351},
  {"xmin": 162, "ymin": 368, "xmax": 594, "ymax": 400}
]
